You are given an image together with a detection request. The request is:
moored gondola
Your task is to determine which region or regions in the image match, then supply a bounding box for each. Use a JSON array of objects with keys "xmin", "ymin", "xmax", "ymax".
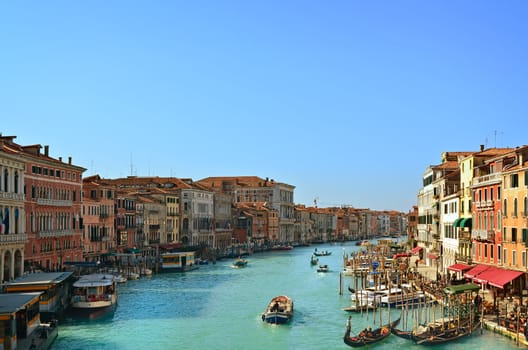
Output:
[{"xmin": 343, "ymin": 316, "xmax": 400, "ymax": 347}]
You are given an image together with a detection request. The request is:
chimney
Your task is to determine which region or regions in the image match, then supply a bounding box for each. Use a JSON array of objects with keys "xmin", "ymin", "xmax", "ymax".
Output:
[
  {"xmin": 480, "ymin": 144, "xmax": 484, "ymax": 152},
  {"xmin": 59, "ymin": 157, "xmax": 62, "ymax": 162},
  {"xmin": 68, "ymin": 156, "xmax": 72, "ymax": 165},
  {"xmin": 44, "ymin": 145, "xmax": 49, "ymax": 157}
]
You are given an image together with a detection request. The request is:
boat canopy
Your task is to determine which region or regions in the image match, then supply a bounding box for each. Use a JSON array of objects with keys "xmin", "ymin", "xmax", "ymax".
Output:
[{"xmin": 443, "ymin": 283, "xmax": 480, "ymax": 295}]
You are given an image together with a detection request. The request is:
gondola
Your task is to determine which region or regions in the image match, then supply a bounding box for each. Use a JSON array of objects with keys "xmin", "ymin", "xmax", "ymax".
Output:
[
  {"xmin": 413, "ymin": 318, "xmax": 480, "ymax": 345},
  {"xmin": 313, "ymin": 250, "xmax": 332, "ymax": 256},
  {"xmin": 310, "ymin": 255, "xmax": 319, "ymax": 266},
  {"xmin": 391, "ymin": 316, "xmax": 480, "ymax": 345},
  {"xmin": 343, "ymin": 316, "xmax": 400, "ymax": 347}
]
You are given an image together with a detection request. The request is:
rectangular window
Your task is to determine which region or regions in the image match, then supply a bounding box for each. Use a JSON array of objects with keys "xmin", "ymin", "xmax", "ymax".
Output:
[
  {"xmin": 522, "ymin": 228, "xmax": 528, "ymax": 246},
  {"xmin": 513, "ymin": 250, "xmax": 517, "ymax": 266},
  {"xmin": 491, "ymin": 245, "xmax": 494, "ymax": 259},
  {"xmin": 498, "ymin": 187, "xmax": 501, "ymax": 200},
  {"xmin": 525, "ymin": 170, "xmax": 528, "ymax": 186},
  {"xmin": 484, "ymin": 244, "xmax": 488, "ymax": 258},
  {"xmin": 511, "ymin": 174, "xmax": 519, "ymax": 188},
  {"xmin": 523, "ymin": 251, "xmax": 527, "ymax": 268},
  {"xmin": 512, "ymin": 227, "xmax": 518, "ymax": 242},
  {"xmin": 503, "ymin": 248, "xmax": 507, "ymax": 264},
  {"xmin": 491, "ymin": 188, "xmax": 494, "ymax": 201}
]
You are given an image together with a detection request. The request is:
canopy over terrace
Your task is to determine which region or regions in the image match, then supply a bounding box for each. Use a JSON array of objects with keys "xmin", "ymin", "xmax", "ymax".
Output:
[
  {"xmin": 464, "ymin": 264, "xmax": 492, "ymax": 279},
  {"xmin": 447, "ymin": 263, "xmax": 473, "ymax": 273},
  {"xmin": 473, "ymin": 267, "xmax": 524, "ymax": 289}
]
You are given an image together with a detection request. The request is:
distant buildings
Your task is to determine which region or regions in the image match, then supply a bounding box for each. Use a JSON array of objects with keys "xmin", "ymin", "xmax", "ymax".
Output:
[{"xmin": 0, "ymin": 133, "xmax": 407, "ymax": 277}]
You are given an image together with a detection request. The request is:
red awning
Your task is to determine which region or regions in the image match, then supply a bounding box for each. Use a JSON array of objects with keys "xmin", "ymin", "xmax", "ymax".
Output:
[
  {"xmin": 476, "ymin": 268, "xmax": 525, "ymax": 289},
  {"xmin": 464, "ymin": 264, "xmax": 492, "ymax": 279},
  {"xmin": 447, "ymin": 263, "xmax": 472, "ymax": 273},
  {"xmin": 428, "ymin": 254, "xmax": 438, "ymax": 260},
  {"xmin": 473, "ymin": 267, "xmax": 501, "ymax": 284},
  {"xmin": 410, "ymin": 246, "xmax": 422, "ymax": 254}
]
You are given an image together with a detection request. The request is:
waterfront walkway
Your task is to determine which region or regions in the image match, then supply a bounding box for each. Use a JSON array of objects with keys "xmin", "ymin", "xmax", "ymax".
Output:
[{"xmin": 413, "ymin": 256, "xmax": 528, "ymax": 346}]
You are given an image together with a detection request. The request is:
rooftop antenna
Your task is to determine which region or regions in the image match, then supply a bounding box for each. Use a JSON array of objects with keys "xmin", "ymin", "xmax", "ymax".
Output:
[
  {"xmin": 130, "ymin": 153, "xmax": 134, "ymax": 176},
  {"xmin": 314, "ymin": 196, "xmax": 319, "ymax": 208}
]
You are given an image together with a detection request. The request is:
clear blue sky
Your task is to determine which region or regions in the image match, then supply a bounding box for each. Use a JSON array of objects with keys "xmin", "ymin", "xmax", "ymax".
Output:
[{"xmin": 1, "ymin": 1, "xmax": 527, "ymax": 212}]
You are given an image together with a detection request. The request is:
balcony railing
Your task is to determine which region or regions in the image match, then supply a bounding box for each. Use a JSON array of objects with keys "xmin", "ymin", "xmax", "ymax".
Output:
[
  {"xmin": 0, "ymin": 234, "xmax": 27, "ymax": 244},
  {"xmin": 0, "ymin": 192, "xmax": 25, "ymax": 201},
  {"xmin": 36, "ymin": 198, "xmax": 73, "ymax": 206},
  {"xmin": 38, "ymin": 229, "xmax": 76, "ymax": 238},
  {"xmin": 471, "ymin": 229, "xmax": 495, "ymax": 241},
  {"xmin": 455, "ymin": 253, "xmax": 472, "ymax": 264},
  {"xmin": 473, "ymin": 173, "xmax": 501, "ymax": 186}
]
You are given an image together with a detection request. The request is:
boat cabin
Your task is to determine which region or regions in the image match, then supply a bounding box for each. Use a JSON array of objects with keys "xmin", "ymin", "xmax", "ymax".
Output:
[
  {"xmin": 160, "ymin": 251, "xmax": 198, "ymax": 272},
  {"xmin": 3, "ymin": 272, "xmax": 75, "ymax": 322},
  {"xmin": 0, "ymin": 293, "xmax": 51, "ymax": 350}
]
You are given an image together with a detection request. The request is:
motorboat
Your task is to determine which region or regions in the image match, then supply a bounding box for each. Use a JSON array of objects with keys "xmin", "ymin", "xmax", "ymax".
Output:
[
  {"xmin": 377, "ymin": 284, "xmax": 426, "ymax": 307},
  {"xmin": 70, "ymin": 274, "xmax": 118, "ymax": 313},
  {"xmin": 317, "ymin": 264, "xmax": 329, "ymax": 273},
  {"xmin": 262, "ymin": 295, "xmax": 294, "ymax": 324},
  {"xmin": 232, "ymin": 258, "xmax": 248, "ymax": 268}
]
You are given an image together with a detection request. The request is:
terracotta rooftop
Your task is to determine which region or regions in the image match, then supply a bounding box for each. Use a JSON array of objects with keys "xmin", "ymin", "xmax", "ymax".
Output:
[{"xmin": 196, "ymin": 176, "xmax": 274, "ymax": 189}]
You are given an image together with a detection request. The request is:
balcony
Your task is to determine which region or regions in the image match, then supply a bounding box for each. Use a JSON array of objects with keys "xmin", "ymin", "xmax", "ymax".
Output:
[
  {"xmin": 0, "ymin": 234, "xmax": 27, "ymax": 244},
  {"xmin": 471, "ymin": 229, "xmax": 495, "ymax": 242},
  {"xmin": 455, "ymin": 253, "xmax": 472, "ymax": 265},
  {"xmin": 473, "ymin": 173, "xmax": 501, "ymax": 186},
  {"xmin": 38, "ymin": 229, "xmax": 76, "ymax": 238},
  {"xmin": 0, "ymin": 192, "xmax": 24, "ymax": 201},
  {"xmin": 36, "ymin": 198, "xmax": 73, "ymax": 206},
  {"xmin": 459, "ymin": 232, "xmax": 471, "ymax": 242}
]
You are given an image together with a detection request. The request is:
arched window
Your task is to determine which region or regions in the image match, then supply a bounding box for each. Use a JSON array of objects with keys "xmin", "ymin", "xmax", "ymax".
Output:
[
  {"xmin": 504, "ymin": 199, "xmax": 508, "ymax": 217},
  {"xmin": 524, "ymin": 197, "xmax": 528, "ymax": 217},
  {"xmin": 514, "ymin": 198, "xmax": 518, "ymax": 217}
]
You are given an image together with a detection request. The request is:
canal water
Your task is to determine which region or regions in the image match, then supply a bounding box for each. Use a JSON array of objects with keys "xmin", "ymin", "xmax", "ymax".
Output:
[{"xmin": 51, "ymin": 243, "xmax": 519, "ymax": 349}]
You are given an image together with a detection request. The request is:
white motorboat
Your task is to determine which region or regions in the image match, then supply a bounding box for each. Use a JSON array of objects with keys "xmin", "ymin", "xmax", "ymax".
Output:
[
  {"xmin": 377, "ymin": 284, "xmax": 426, "ymax": 307},
  {"xmin": 71, "ymin": 274, "xmax": 118, "ymax": 313},
  {"xmin": 113, "ymin": 273, "xmax": 127, "ymax": 283},
  {"xmin": 317, "ymin": 264, "xmax": 329, "ymax": 273}
]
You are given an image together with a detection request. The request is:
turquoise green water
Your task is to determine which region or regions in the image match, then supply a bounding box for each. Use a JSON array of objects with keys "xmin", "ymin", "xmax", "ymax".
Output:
[{"xmin": 51, "ymin": 243, "xmax": 519, "ymax": 349}]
